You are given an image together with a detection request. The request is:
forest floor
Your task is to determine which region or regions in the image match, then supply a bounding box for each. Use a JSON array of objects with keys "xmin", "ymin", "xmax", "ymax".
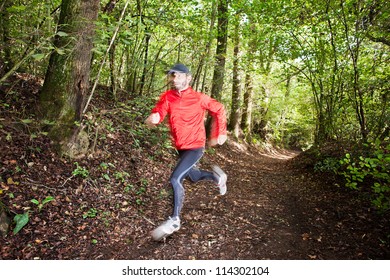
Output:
[{"xmin": 0, "ymin": 74, "xmax": 389, "ymax": 260}]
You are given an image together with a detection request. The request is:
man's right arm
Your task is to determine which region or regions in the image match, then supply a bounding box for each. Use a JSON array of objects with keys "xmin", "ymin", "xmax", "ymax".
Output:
[
  {"xmin": 145, "ymin": 91, "xmax": 168, "ymax": 127},
  {"xmin": 145, "ymin": 112, "xmax": 160, "ymax": 127}
]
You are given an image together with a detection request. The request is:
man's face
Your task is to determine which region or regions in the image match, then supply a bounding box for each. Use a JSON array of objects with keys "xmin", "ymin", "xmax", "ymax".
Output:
[{"xmin": 168, "ymin": 72, "xmax": 191, "ymax": 91}]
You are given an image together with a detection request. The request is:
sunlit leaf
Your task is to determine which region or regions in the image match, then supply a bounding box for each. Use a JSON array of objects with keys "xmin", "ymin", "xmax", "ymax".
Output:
[
  {"xmin": 7, "ymin": 5, "xmax": 26, "ymax": 13},
  {"xmin": 31, "ymin": 199, "xmax": 39, "ymax": 205},
  {"xmin": 57, "ymin": 31, "xmax": 68, "ymax": 37},
  {"xmin": 13, "ymin": 212, "xmax": 29, "ymax": 234},
  {"xmin": 31, "ymin": 54, "xmax": 45, "ymax": 61},
  {"xmin": 56, "ymin": 48, "xmax": 66, "ymax": 55},
  {"xmin": 42, "ymin": 196, "xmax": 55, "ymax": 205}
]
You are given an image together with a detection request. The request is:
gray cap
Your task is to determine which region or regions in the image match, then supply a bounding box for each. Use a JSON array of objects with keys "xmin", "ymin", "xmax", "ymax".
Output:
[{"xmin": 167, "ymin": 63, "xmax": 190, "ymax": 74}]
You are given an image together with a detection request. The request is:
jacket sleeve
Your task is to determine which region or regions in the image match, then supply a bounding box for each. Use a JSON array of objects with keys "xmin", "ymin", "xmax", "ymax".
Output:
[
  {"xmin": 151, "ymin": 91, "xmax": 169, "ymax": 123},
  {"xmin": 202, "ymin": 94, "xmax": 227, "ymax": 141}
]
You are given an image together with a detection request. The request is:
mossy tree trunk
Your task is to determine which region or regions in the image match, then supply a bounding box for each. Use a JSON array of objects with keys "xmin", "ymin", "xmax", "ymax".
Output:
[
  {"xmin": 241, "ymin": 71, "xmax": 253, "ymax": 136},
  {"xmin": 228, "ymin": 19, "xmax": 242, "ymax": 139},
  {"xmin": 206, "ymin": 0, "xmax": 228, "ymax": 136},
  {"xmin": 39, "ymin": 0, "xmax": 99, "ymax": 157},
  {"xmin": 210, "ymin": 0, "xmax": 228, "ymax": 101},
  {"xmin": 0, "ymin": 0, "xmax": 14, "ymax": 73}
]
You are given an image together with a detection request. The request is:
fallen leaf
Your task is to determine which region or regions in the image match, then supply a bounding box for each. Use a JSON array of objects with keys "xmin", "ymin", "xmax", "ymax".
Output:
[{"xmin": 7, "ymin": 177, "xmax": 15, "ymax": 185}]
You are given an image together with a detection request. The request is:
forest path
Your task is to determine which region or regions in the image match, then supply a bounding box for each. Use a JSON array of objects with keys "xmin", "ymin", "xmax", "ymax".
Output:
[
  {"xmin": 119, "ymin": 142, "xmax": 334, "ymax": 260},
  {"xmin": 117, "ymin": 143, "xmax": 305, "ymax": 259},
  {"xmin": 117, "ymin": 141, "xmax": 388, "ymax": 260},
  {"xmin": 2, "ymin": 133, "xmax": 388, "ymax": 260}
]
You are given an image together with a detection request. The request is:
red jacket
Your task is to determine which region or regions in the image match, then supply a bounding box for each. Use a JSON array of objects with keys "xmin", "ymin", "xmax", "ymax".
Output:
[{"xmin": 151, "ymin": 87, "xmax": 227, "ymax": 150}]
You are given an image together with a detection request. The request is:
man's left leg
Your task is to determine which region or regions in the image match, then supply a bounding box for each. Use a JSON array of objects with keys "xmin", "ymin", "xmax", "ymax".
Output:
[{"xmin": 151, "ymin": 148, "xmax": 204, "ymax": 241}]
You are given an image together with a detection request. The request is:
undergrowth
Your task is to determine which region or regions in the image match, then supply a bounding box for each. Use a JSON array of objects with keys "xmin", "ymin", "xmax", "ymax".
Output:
[{"xmin": 313, "ymin": 139, "xmax": 390, "ymax": 213}]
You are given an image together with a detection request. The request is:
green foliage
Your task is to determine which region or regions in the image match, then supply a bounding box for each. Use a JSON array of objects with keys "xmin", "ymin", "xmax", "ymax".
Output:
[
  {"xmin": 13, "ymin": 212, "xmax": 29, "ymax": 235},
  {"xmin": 99, "ymin": 162, "xmax": 130, "ymax": 183},
  {"xmin": 100, "ymin": 162, "xmax": 115, "ymax": 170},
  {"xmin": 339, "ymin": 141, "xmax": 390, "ymax": 211},
  {"xmin": 2, "ymin": 0, "xmax": 388, "ymax": 150},
  {"xmin": 83, "ymin": 208, "xmax": 98, "ymax": 219},
  {"xmin": 102, "ymin": 173, "xmax": 110, "ymax": 181},
  {"xmin": 114, "ymin": 171, "xmax": 130, "ymax": 183},
  {"xmin": 30, "ymin": 196, "xmax": 55, "ymax": 212},
  {"xmin": 72, "ymin": 162, "xmax": 89, "ymax": 178},
  {"xmin": 123, "ymin": 184, "xmax": 134, "ymax": 193},
  {"xmin": 314, "ymin": 157, "xmax": 341, "ymax": 173}
]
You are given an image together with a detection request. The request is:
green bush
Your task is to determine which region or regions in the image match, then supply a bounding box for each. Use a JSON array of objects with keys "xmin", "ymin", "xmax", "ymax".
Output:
[
  {"xmin": 339, "ymin": 140, "xmax": 390, "ymax": 211},
  {"xmin": 314, "ymin": 157, "xmax": 341, "ymax": 173}
]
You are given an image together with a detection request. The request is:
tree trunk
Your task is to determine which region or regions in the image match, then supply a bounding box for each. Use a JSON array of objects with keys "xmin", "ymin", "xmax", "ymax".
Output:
[
  {"xmin": 0, "ymin": 0, "xmax": 14, "ymax": 73},
  {"xmin": 228, "ymin": 19, "xmax": 241, "ymax": 138},
  {"xmin": 193, "ymin": 0, "xmax": 217, "ymax": 92},
  {"xmin": 109, "ymin": 43, "xmax": 117, "ymax": 96},
  {"xmin": 103, "ymin": 1, "xmax": 118, "ymax": 97},
  {"xmin": 210, "ymin": 0, "xmax": 228, "ymax": 100},
  {"xmin": 39, "ymin": 0, "xmax": 99, "ymax": 157},
  {"xmin": 241, "ymin": 29, "xmax": 256, "ymax": 137},
  {"xmin": 206, "ymin": 0, "xmax": 228, "ymax": 136},
  {"xmin": 341, "ymin": 1, "xmax": 368, "ymax": 143},
  {"xmin": 0, "ymin": 201, "xmax": 11, "ymax": 237},
  {"xmin": 241, "ymin": 71, "xmax": 254, "ymax": 135},
  {"xmin": 139, "ymin": 32, "xmax": 150, "ymax": 95}
]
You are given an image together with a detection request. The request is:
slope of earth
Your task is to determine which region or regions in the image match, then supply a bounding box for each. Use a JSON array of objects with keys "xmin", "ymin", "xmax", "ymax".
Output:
[{"xmin": 0, "ymin": 75, "xmax": 389, "ymax": 260}]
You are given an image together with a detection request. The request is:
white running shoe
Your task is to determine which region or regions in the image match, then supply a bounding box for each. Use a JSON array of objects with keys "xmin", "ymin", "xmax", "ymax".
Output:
[
  {"xmin": 212, "ymin": 165, "xmax": 227, "ymax": 195},
  {"xmin": 151, "ymin": 217, "xmax": 181, "ymax": 241}
]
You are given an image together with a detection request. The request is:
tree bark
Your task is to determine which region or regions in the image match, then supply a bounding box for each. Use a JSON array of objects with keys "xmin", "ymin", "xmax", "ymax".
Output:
[
  {"xmin": 193, "ymin": 0, "xmax": 217, "ymax": 92},
  {"xmin": 210, "ymin": 0, "xmax": 228, "ymax": 100},
  {"xmin": 241, "ymin": 71, "xmax": 253, "ymax": 135},
  {"xmin": 0, "ymin": 0, "xmax": 14, "ymax": 73},
  {"xmin": 228, "ymin": 19, "xmax": 241, "ymax": 138},
  {"xmin": 241, "ymin": 30, "xmax": 256, "ymax": 136},
  {"xmin": 103, "ymin": 1, "xmax": 118, "ymax": 97},
  {"xmin": 206, "ymin": 0, "xmax": 228, "ymax": 136},
  {"xmin": 39, "ymin": 0, "xmax": 99, "ymax": 157}
]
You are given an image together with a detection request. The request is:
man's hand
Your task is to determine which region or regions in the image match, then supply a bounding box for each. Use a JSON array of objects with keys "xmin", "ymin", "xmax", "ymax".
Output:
[
  {"xmin": 208, "ymin": 135, "xmax": 227, "ymax": 146},
  {"xmin": 217, "ymin": 135, "xmax": 227, "ymax": 145},
  {"xmin": 145, "ymin": 113, "xmax": 160, "ymax": 127}
]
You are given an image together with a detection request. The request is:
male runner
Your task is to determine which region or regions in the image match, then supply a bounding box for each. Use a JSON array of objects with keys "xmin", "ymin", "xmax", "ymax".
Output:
[{"xmin": 145, "ymin": 63, "xmax": 227, "ymax": 241}]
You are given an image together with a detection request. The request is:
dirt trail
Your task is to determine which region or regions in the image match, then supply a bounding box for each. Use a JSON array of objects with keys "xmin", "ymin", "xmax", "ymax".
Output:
[
  {"xmin": 1, "ymin": 134, "xmax": 389, "ymax": 260},
  {"xmin": 118, "ymin": 141, "xmax": 388, "ymax": 260},
  {"xmin": 116, "ymin": 142, "xmax": 300, "ymax": 260}
]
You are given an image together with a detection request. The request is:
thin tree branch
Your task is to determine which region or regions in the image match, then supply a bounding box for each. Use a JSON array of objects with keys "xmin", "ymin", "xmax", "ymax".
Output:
[{"xmin": 83, "ymin": 0, "xmax": 130, "ymax": 115}]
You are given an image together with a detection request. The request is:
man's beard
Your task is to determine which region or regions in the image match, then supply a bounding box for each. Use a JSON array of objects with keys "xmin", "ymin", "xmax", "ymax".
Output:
[{"xmin": 171, "ymin": 81, "xmax": 187, "ymax": 91}]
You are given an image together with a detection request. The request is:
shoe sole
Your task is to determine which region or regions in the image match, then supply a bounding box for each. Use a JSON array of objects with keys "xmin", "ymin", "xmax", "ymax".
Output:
[
  {"xmin": 151, "ymin": 224, "xmax": 180, "ymax": 241},
  {"xmin": 212, "ymin": 165, "xmax": 227, "ymax": 195},
  {"xmin": 151, "ymin": 228, "xmax": 171, "ymax": 241}
]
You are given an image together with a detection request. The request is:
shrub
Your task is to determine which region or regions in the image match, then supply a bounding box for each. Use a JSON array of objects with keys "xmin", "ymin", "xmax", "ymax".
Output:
[{"xmin": 339, "ymin": 140, "xmax": 390, "ymax": 212}]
